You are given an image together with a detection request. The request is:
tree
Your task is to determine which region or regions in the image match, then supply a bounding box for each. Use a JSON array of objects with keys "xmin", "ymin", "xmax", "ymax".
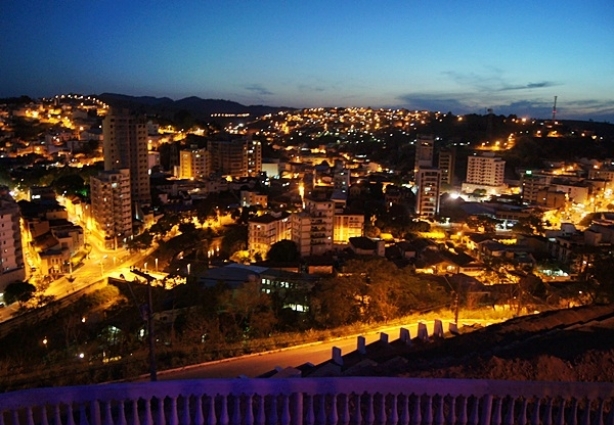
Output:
[
  {"xmin": 3, "ymin": 281, "xmax": 36, "ymax": 305},
  {"xmin": 267, "ymin": 240, "xmax": 300, "ymax": 262}
]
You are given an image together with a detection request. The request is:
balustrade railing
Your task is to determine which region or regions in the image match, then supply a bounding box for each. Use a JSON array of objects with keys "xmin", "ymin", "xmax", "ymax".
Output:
[{"xmin": 1, "ymin": 377, "xmax": 613, "ymax": 425}]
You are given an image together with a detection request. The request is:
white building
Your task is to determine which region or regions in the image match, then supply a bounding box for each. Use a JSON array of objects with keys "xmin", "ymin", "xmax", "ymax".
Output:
[
  {"xmin": 90, "ymin": 170, "xmax": 132, "ymax": 249},
  {"xmin": 0, "ymin": 188, "xmax": 25, "ymax": 293},
  {"xmin": 414, "ymin": 135, "xmax": 434, "ymax": 173},
  {"xmin": 292, "ymin": 196, "xmax": 334, "ymax": 257},
  {"xmin": 248, "ymin": 212, "xmax": 292, "ymax": 259},
  {"xmin": 462, "ymin": 153, "xmax": 507, "ymax": 194},
  {"xmin": 179, "ymin": 147, "xmax": 210, "ymax": 180},
  {"xmin": 103, "ymin": 109, "xmax": 151, "ymax": 207},
  {"xmin": 415, "ymin": 168, "xmax": 441, "ymax": 217}
]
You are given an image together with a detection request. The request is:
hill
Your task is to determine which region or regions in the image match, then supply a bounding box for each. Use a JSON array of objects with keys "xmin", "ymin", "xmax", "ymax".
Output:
[{"xmin": 97, "ymin": 93, "xmax": 291, "ymax": 122}]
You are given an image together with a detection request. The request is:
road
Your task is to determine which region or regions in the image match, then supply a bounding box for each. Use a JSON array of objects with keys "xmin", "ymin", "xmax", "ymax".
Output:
[{"xmin": 157, "ymin": 319, "xmax": 497, "ymax": 380}]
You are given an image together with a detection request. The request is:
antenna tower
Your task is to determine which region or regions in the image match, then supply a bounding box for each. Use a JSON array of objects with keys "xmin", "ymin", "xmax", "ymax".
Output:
[{"xmin": 552, "ymin": 96, "xmax": 558, "ymax": 122}]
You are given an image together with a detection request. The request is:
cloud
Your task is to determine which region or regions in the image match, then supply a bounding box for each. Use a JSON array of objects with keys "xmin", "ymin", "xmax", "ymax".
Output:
[
  {"xmin": 396, "ymin": 93, "xmax": 474, "ymax": 113},
  {"xmin": 244, "ymin": 84, "xmax": 273, "ymax": 96},
  {"xmin": 442, "ymin": 69, "xmax": 557, "ymax": 93},
  {"xmin": 297, "ymin": 84, "xmax": 325, "ymax": 93}
]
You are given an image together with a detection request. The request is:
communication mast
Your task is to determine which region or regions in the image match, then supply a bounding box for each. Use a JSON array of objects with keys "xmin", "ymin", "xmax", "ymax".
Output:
[{"xmin": 552, "ymin": 96, "xmax": 558, "ymax": 122}]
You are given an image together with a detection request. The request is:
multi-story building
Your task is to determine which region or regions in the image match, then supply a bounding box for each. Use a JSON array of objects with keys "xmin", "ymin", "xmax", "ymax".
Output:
[
  {"xmin": 333, "ymin": 168, "xmax": 351, "ymax": 194},
  {"xmin": 247, "ymin": 212, "xmax": 291, "ymax": 259},
  {"xmin": 207, "ymin": 137, "xmax": 261, "ymax": 178},
  {"xmin": 415, "ymin": 168, "xmax": 441, "ymax": 217},
  {"xmin": 520, "ymin": 171, "xmax": 552, "ymax": 205},
  {"xmin": 240, "ymin": 190, "xmax": 268, "ymax": 208},
  {"xmin": 0, "ymin": 187, "xmax": 25, "ymax": 292},
  {"xmin": 179, "ymin": 147, "xmax": 210, "ymax": 180},
  {"xmin": 102, "ymin": 109, "xmax": 151, "ymax": 207},
  {"xmin": 438, "ymin": 147, "xmax": 455, "ymax": 186},
  {"xmin": 414, "ymin": 135, "xmax": 434, "ymax": 173},
  {"xmin": 292, "ymin": 196, "xmax": 335, "ymax": 257},
  {"xmin": 333, "ymin": 212, "xmax": 364, "ymax": 245},
  {"xmin": 462, "ymin": 153, "xmax": 506, "ymax": 194},
  {"xmin": 90, "ymin": 170, "xmax": 132, "ymax": 249}
]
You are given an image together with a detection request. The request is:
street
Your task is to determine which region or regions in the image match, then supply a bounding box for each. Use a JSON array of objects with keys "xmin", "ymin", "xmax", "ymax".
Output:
[{"xmin": 157, "ymin": 319, "xmax": 497, "ymax": 380}]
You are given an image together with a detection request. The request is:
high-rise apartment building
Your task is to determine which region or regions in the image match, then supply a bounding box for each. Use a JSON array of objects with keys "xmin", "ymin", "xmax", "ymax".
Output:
[
  {"xmin": 207, "ymin": 137, "xmax": 261, "ymax": 178},
  {"xmin": 102, "ymin": 109, "xmax": 151, "ymax": 207},
  {"xmin": 438, "ymin": 147, "xmax": 455, "ymax": 186},
  {"xmin": 462, "ymin": 153, "xmax": 507, "ymax": 194},
  {"xmin": 292, "ymin": 196, "xmax": 334, "ymax": 257},
  {"xmin": 333, "ymin": 213, "xmax": 364, "ymax": 245},
  {"xmin": 415, "ymin": 168, "xmax": 441, "ymax": 217},
  {"xmin": 247, "ymin": 212, "xmax": 292, "ymax": 259},
  {"xmin": 90, "ymin": 170, "xmax": 132, "ymax": 249},
  {"xmin": 414, "ymin": 135, "xmax": 434, "ymax": 173},
  {"xmin": 0, "ymin": 187, "xmax": 25, "ymax": 292},
  {"xmin": 179, "ymin": 147, "xmax": 210, "ymax": 180}
]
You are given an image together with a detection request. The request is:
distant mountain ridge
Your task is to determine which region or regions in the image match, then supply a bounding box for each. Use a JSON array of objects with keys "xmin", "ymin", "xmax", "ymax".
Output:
[{"xmin": 97, "ymin": 93, "xmax": 292, "ymax": 121}]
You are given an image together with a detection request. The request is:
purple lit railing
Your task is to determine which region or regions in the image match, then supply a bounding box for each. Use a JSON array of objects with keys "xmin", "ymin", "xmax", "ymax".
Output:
[{"xmin": 1, "ymin": 378, "xmax": 613, "ymax": 425}]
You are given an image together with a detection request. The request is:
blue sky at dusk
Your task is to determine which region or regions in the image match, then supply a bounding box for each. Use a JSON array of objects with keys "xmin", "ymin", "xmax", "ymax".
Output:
[{"xmin": 1, "ymin": 1, "xmax": 613, "ymax": 120}]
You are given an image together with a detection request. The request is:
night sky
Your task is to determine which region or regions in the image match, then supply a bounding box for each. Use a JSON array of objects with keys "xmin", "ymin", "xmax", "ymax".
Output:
[{"xmin": 1, "ymin": 1, "xmax": 613, "ymax": 120}]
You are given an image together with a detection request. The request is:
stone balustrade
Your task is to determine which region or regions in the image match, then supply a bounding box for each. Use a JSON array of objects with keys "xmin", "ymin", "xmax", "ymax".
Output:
[{"xmin": 1, "ymin": 377, "xmax": 613, "ymax": 425}]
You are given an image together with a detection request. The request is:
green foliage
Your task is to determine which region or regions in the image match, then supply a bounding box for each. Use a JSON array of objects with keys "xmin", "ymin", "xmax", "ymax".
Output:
[
  {"xmin": 266, "ymin": 240, "xmax": 300, "ymax": 262},
  {"xmin": 3, "ymin": 281, "xmax": 36, "ymax": 305}
]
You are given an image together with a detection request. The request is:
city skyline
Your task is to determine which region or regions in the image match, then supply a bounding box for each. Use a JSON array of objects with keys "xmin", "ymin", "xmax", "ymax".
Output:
[{"xmin": 1, "ymin": 0, "xmax": 613, "ymax": 121}]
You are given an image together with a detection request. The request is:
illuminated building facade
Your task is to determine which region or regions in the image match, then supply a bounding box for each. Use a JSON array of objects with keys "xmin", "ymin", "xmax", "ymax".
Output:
[
  {"xmin": 90, "ymin": 170, "xmax": 132, "ymax": 249},
  {"xmin": 0, "ymin": 187, "xmax": 25, "ymax": 292},
  {"xmin": 179, "ymin": 147, "xmax": 210, "ymax": 179}
]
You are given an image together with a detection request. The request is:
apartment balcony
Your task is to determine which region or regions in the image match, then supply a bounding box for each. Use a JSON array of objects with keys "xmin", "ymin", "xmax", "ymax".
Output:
[{"xmin": 1, "ymin": 377, "xmax": 612, "ymax": 425}]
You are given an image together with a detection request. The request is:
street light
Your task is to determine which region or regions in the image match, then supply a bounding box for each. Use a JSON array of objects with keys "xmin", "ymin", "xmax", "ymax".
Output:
[{"xmin": 155, "ymin": 258, "xmax": 158, "ymax": 272}]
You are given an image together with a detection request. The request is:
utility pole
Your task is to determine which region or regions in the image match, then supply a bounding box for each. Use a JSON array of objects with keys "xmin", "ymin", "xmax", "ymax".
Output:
[{"xmin": 131, "ymin": 267, "xmax": 158, "ymax": 381}]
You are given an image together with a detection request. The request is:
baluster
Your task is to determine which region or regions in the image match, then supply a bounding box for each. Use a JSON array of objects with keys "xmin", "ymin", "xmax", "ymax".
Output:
[
  {"xmin": 0, "ymin": 411, "xmax": 5, "ymax": 425},
  {"xmin": 328, "ymin": 394, "xmax": 338, "ymax": 425},
  {"xmin": 518, "ymin": 398, "xmax": 528, "ymax": 425},
  {"xmin": 399, "ymin": 394, "xmax": 409, "ymax": 425},
  {"xmin": 156, "ymin": 397, "xmax": 166, "ymax": 425},
  {"xmin": 231, "ymin": 394, "xmax": 242, "ymax": 425},
  {"xmin": 316, "ymin": 395, "xmax": 326, "ymax": 425},
  {"xmin": 117, "ymin": 400, "xmax": 127, "ymax": 425},
  {"xmin": 596, "ymin": 399, "xmax": 606, "ymax": 425},
  {"xmin": 182, "ymin": 396, "xmax": 191, "ymax": 425},
  {"xmin": 389, "ymin": 394, "xmax": 399, "ymax": 425},
  {"xmin": 11, "ymin": 412, "xmax": 19, "ymax": 425},
  {"xmin": 67, "ymin": 403, "xmax": 76, "ymax": 425},
  {"xmin": 244, "ymin": 395, "xmax": 254, "ymax": 425},
  {"xmin": 491, "ymin": 397, "xmax": 502, "ymax": 425},
  {"xmin": 54, "ymin": 404, "xmax": 63, "ymax": 425},
  {"xmin": 376, "ymin": 394, "xmax": 386, "ymax": 425},
  {"xmin": 544, "ymin": 398, "xmax": 553, "ymax": 425},
  {"xmin": 412, "ymin": 395, "xmax": 422, "ymax": 425},
  {"xmin": 40, "ymin": 404, "xmax": 50, "ymax": 425},
  {"xmin": 294, "ymin": 393, "xmax": 304, "ymax": 425},
  {"xmin": 143, "ymin": 398, "xmax": 154, "ymax": 425},
  {"xmin": 468, "ymin": 397, "xmax": 479, "ymax": 425},
  {"xmin": 555, "ymin": 399, "xmax": 565, "ymax": 425},
  {"xmin": 365, "ymin": 393, "xmax": 375, "ymax": 425},
  {"xmin": 219, "ymin": 394, "xmax": 229, "ymax": 425},
  {"xmin": 206, "ymin": 396, "xmax": 217, "ymax": 425},
  {"xmin": 434, "ymin": 395, "xmax": 444, "ymax": 425},
  {"xmin": 103, "ymin": 401, "xmax": 112, "ymax": 425},
  {"xmin": 457, "ymin": 396, "xmax": 468, "ymax": 425},
  {"xmin": 79, "ymin": 403, "xmax": 89, "ymax": 425},
  {"xmin": 531, "ymin": 398, "xmax": 541, "ymax": 425},
  {"xmin": 424, "ymin": 395, "xmax": 433, "ymax": 425},
  {"xmin": 168, "ymin": 396, "xmax": 179, "ymax": 425},
  {"xmin": 481, "ymin": 395, "xmax": 493, "ymax": 425},
  {"xmin": 339, "ymin": 394, "xmax": 350, "ymax": 425},
  {"xmin": 353, "ymin": 393, "xmax": 363, "ymax": 425},
  {"xmin": 254, "ymin": 395, "xmax": 266, "ymax": 425},
  {"xmin": 446, "ymin": 395, "xmax": 456, "ymax": 425},
  {"xmin": 581, "ymin": 398, "xmax": 591, "ymax": 425},
  {"xmin": 26, "ymin": 406, "xmax": 36, "ymax": 425},
  {"xmin": 269, "ymin": 395, "xmax": 279, "ymax": 425},
  {"xmin": 570, "ymin": 398, "xmax": 579, "ymax": 425},
  {"xmin": 503, "ymin": 397, "xmax": 516, "ymax": 425},
  {"xmin": 281, "ymin": 394, "xmax": 291, "ymax": 425},
  {"xmin": 305, "ymin": 395, "xmax": 314, "ymax": 425},
  {"xmin": 130, "ymin": 399, "xmax": 140, "ymax": 425}
]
